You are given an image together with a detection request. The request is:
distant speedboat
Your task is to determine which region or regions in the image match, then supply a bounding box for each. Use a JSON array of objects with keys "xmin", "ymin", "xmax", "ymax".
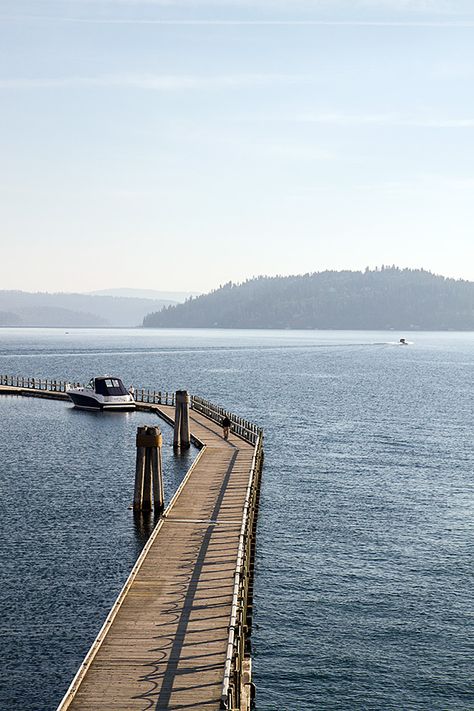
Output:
[
  {"xmin": 67, "ymin": 376, "xmax": 135, "ymax": 411},
  {"xmin": 399, "ymin": 338, "xmax": 408, "ymax": 345}
]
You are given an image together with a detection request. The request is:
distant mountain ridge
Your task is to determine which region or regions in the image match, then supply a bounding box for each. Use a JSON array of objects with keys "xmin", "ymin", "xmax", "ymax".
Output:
[
  {"xmin": 89, "ymin": 288, "xmax": 200, "ymax": 302},
  {"xmin": 142, "ymin": 268, "xmax": 474, "ymax": 330},
  {"xmin": 0, "ymin": 290, "xmax": 174, "ymax": 327}
]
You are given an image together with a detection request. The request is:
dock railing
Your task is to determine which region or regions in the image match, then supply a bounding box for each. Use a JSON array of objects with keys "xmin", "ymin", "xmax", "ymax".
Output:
[
  {"xmin": 0, "ymin": 374, "xmax": 262, "ymax": 446},
  {"xmin": 220, "ymin": 431, "xmax": 263, "ymax": 710},
  {"xmin": 126, "ymin": 388, "xmax": 177, "ymax": 406},
  {"xmin": 0, "ymin": 374, "xmax": 80, "ymax": 392},
  {"xmin": 191, "ymin": 395, "xmax": 261, "ymax": 446}
]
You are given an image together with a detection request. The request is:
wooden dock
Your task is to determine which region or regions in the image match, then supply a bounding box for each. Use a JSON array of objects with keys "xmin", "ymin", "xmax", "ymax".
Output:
[{"xmin": 0, "ymin": 377, "xmax": 263, "ymax": 711}]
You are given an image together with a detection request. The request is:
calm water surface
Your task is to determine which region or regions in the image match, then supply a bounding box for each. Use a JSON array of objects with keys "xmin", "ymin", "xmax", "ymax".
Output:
[{"xmin": 0, "ymin": 328, "xmax": 473, "ymax": 711}]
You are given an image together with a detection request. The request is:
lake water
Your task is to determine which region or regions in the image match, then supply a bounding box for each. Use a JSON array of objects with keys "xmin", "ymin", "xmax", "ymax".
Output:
[{"xmin": 0, "ymin": 328, "xmax": 473, "ymax": 710}]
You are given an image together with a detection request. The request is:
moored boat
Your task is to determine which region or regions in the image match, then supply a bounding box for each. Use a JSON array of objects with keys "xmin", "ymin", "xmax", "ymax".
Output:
[{"xmin": 67, "ymin": 376, "xmax": 135, "ymax": 411}]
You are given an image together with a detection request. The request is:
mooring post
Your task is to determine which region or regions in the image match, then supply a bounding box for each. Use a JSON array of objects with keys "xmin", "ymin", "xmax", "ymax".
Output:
[
  {"xmin": 134, "ymin": 426, "xmax": 146, "ymax": 511},
  {"xmin": 142, "ymin": 447, "xmax": 153, "ymax": 511},
  {"xmin": 151, "ymin": 432, "xmax": 164, "ymax": 513},
  {"xmin": 134, "ymin": 425, "xmax": 163, "ymax": 512},
  {"xmin": 180, "ymin": 392, "xmax": 190, "ymax": 448},
  {"xmin": 174, "ymin": 390, "xmax": 191, "ymax": 449},
  {"xmin": 173, "ymin": 398, "xmax": 182, "ymax": 448}
]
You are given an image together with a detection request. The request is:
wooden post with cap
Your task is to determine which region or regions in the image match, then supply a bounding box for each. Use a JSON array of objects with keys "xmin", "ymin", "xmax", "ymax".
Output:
[
  {"xmin": 134, "ymin": 425, "xmax": 163, "ymax": 512},
  {"xmin": 174, "ymin": 390, "xmax": 191, "ymax": 449}
]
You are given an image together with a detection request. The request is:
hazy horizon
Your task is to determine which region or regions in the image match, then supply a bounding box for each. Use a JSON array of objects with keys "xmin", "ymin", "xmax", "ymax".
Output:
[{"xmin": 2, "ymin": 0, "xmax": 474, "ymax": 291}]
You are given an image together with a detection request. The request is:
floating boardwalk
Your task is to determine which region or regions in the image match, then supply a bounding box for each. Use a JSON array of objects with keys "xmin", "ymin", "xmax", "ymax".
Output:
[{"xmin": 0, "ymin": 376, "xmax": 263, "ymax": 711}]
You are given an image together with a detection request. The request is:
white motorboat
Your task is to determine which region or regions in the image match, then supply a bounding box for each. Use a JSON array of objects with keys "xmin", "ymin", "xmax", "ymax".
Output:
[{"xmin": 67, "ymin": 376, "xmax": 135, "ymax": 411}]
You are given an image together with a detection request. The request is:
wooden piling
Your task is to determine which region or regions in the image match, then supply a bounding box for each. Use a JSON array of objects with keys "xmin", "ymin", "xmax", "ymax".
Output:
[
  {"xmin": 173, "ymin": 400, "xmax": 182, "ymax": 448},
  {"xmin": 151, "ymin": 444, "xmax": 164, "ymax": 513},
  {"xmin": 133, "ymin": 427, "xmax": 146, "ymax": 511},
  {"xmin": 174, "ymin": 390, "xmax": 191, "ymax": 449},
  {"xmin": 142, "ymin": 448, "xmax": 153, "ymax": 511},
  {"xmin": 134, "ymin": 426, "xmax": 163, "ymax": 512}
]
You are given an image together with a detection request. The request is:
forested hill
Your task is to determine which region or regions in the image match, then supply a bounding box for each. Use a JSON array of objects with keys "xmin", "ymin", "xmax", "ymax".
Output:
[{"xmin": 143, "ymin": 268, "xmax": 474, "ymax": 330}]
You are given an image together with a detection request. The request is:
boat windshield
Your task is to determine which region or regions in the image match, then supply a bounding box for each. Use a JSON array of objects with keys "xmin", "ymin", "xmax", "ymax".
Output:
[{"xmin": 94, "ymin": 378, "xmax": 128, "ymax": 396}]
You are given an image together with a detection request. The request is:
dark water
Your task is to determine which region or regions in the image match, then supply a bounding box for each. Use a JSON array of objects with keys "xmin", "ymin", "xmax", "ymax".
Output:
[{"xmin": 0, "ymin": 328, "xmax": 473, "ymax": 711}]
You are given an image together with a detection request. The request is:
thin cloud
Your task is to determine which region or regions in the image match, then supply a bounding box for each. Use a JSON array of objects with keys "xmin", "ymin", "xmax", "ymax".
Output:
[
  {"xmin": 0, "ymin": 72, "xmax": 304, "ymax": 90},
  {"xmin": 28, "ymin": 0, "xmax": 474, "ymax": 8},
  {"xmin": 287, "ymin": 174, "xmax": 474, "ymax": 201},
  {"xmin": 256, "ymin": 112, "xmax": 474, "ymax": 127},
  {"xmin": 3, "ymin": 16, "xmax": 474, "ymax": 26},
  {"xmin": 3, "ymin": 0, "xmax": 474, "ymax": 23},
  {"xmin": 411, "ymin": 118, "xmax": 474, "ymax": 127},
  {"xmin": 291, "ymin": 112, "xmax": 397, "ymax": 125}
]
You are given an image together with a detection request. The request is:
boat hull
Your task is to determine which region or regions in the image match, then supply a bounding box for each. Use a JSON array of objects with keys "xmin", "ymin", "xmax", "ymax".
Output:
[{"xmin": 67, "ymin": 392, "xmax": 136, "ymax": 411}]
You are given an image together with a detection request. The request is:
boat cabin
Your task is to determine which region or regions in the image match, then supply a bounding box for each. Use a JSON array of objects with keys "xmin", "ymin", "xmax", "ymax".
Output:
[{"xmin": 89, "ymin": 377, "xmax": 129, "ymax": 396}]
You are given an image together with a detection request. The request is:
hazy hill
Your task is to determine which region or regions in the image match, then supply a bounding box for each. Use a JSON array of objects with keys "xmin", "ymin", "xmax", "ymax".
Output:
[
  {"xmin": 0, "ymin": 310, "xmax": 22, "ymax": 326},
  {"xmin": 0, "ymin": 291, "xmax": 174, "ymax": 327},
  {"xmin": 0, "ymin": 306, "xmax": 106, "ymax": 328},
  {"xmin": 89, "ymin": 288, "xmax": 200, "ymax": 302},
  {"xmin": 143, "ymin": 268, "xmax": 474, "ymax": 330}
]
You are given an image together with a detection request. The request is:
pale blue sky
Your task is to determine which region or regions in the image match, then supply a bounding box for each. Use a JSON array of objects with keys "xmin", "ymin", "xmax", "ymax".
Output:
[{"xmin": 1, "ymin": 0, "xmax": 474, "ymax": 292}]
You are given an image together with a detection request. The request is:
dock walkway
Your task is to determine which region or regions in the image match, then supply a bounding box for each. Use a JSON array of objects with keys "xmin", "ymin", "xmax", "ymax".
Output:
[
  {"xmin": 60, "ymin": 405, "xmax": 255, "ymax": 710},
  {"xmin": 0, "ymin": 382, "xmax": 262, "ymax": 711}
]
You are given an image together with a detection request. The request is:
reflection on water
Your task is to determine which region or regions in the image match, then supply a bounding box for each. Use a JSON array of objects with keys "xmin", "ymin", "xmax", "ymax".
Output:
[{"xmin": 133, "ymin": 510, "xmax": 159, "ymax": 545}]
